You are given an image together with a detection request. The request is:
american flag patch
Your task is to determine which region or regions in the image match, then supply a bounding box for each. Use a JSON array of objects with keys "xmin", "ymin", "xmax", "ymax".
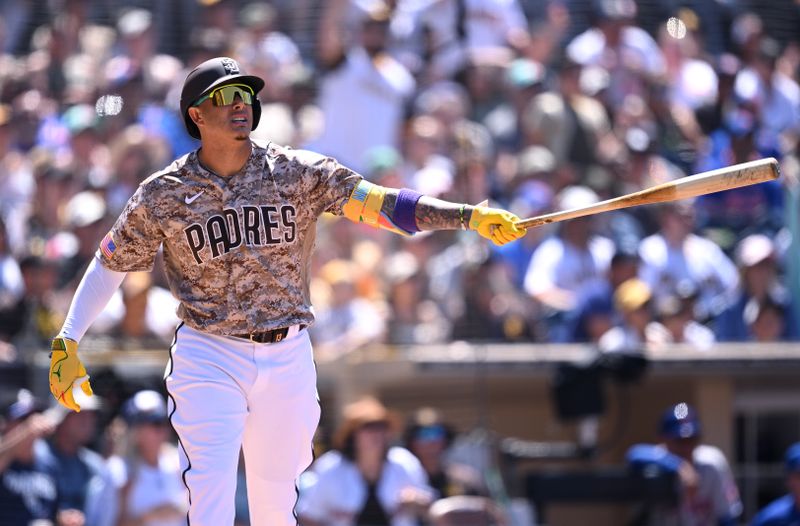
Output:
[{"xmin": 99, "ymin": 232, "xmax": 117, "ymax": 259}]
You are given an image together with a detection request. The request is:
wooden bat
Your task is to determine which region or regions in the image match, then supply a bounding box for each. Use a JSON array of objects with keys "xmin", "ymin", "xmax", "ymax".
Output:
[{"xmin": 515, "ymin": 157, "xmax": 780, "ymax": 230}]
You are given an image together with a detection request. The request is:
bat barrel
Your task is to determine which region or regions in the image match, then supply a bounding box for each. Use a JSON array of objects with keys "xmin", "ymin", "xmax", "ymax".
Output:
[{"xmin": 515, "ymin": 157, "xmax": 780, "ymax": 230}]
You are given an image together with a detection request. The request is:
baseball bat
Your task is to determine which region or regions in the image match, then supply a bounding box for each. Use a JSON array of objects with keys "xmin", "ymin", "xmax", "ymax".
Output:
[{"xmin": 515, "ymin": 157, "xmax": 780, "ymax": 230}]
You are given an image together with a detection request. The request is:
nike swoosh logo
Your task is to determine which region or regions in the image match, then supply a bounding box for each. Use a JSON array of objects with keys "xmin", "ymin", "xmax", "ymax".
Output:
[{"xmin": 185, "ymin": 191, "xmax": 204, "ymax": 204}]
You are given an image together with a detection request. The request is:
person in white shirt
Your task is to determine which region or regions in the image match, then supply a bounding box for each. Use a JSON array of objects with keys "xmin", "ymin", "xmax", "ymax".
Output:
[
  {"xmin": 108, "ymin": 390, "xmax": 188, "ymax": 526},
  {"xmin": 524, "ymin": 186, "xmax": 615, "ymax": 335},
  {"xmin": 565, "ymin": 0, "xmax": 665, "ymax": 110},
  {"xmin": 297, "ymin": 397, "xmax": 434, "ymax": 526},
  {"xmin": 312, "ymin": 2, "xmax": 416, "ymax": 174},
  {"xmin": 733, "ymin": 37, "xmax": 800, "ymax": 149},
  {"xmin": 638, "ymin": 201, "xmax": 739, "ymax": 322},
  {"xmin": 598, "ymin": 277, "xmax": 652, "ymax": 353}
]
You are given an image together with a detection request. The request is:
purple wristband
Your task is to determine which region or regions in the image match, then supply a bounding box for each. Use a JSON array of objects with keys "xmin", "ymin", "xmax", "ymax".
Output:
[{"xmin": 394, "ymin": 189, "xmax": 423, "ymax": 233}]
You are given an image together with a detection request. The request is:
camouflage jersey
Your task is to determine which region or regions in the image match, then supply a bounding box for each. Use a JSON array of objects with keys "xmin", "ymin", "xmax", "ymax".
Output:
[{"xmin": 97, "ymin": 140, "xmax": 361, "ymax": 336}]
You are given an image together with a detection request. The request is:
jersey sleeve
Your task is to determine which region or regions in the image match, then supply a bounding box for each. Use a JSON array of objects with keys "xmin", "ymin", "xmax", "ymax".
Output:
[
  {"xmin": 292, "ymin": 148, "xmax": 363, "ymax": 217},
  {"xmin": 98, "ymin": 183, "xmax": 164, "ymax": 272}
]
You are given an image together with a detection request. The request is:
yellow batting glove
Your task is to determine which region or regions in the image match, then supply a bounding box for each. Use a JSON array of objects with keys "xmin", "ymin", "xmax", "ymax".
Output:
[
  {"xmin": 469, "ymin": 205, "xmax": 526, "ymax": 246},
  {"xmin": 49, "ymin": 337, "xmax": 94, "ymax": 412}
]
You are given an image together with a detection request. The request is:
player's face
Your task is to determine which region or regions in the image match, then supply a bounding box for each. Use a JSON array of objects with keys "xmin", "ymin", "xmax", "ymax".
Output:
[
  {"xmin": 354, "ymin": 421, "xmax": 389, "ymax": 456},
  {"xmin": 193, "ymin": 85, "xmax": 254, "ymax": 141}
]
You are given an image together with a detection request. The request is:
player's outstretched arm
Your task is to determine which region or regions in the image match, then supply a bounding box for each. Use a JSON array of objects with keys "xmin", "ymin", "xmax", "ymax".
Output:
[
  {"xmin": 49, "ymin": 257, "xmax": 127, "ymax": 411},
  {"xmin": 413, "ymin": 195, "xmax": 524, "ymax": 246},
  {"xmin": 341, "ymin": 180, "xmax": 524, "ymax": 246}
]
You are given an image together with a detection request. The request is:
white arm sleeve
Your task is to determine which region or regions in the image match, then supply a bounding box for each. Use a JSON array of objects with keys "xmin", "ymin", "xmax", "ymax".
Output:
[{"xmin": 58, "ymin": 256, "xmax": 127, "ymax": 342}]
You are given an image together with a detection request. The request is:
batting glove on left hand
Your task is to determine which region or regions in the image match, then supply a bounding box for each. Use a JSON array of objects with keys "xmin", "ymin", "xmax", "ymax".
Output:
[
  {"xmin": 49, "ymin": 337, "xmax": 94, "ymax": 412},
  {"xmin": 469, "ymin": 206, "xmax": 526, "ymax": 246}
]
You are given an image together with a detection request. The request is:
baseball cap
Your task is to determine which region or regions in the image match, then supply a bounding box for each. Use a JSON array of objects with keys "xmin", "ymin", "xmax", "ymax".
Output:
[
  {"xmin": 334, "ymin": 397, "xmax": 400, "ymax": 451},
  {"xmin": 735, "ymin": 234, "xmax": 775, "ymax": 268},
  {"xmin": 659, "ymin": 402, "xmax": 702, "ymax": 439},
  {"xmin": 64, "ymin": 191, "xmax": 107, "ymax": 228},
  {"xmin": 595, "ymin": 0, "xmax": 636, "ymax": 20},
  {"xmin": 121, "ymin": 390, "xmax": 168, "ymax": 425},
  {"xmin": 517, "ymin": 145, "xmax": 556, "ymax": 179},
  {"xmin": 614, "ymin": 278, "xmax": 652, "ymax": 313},
  {"xmin": 785, "ymin": 442, "xmax": 800, "ymax": 472},
  {"xmin": 180, "ymin": 57, "xmax": 265, "ymax": 139},
  {"xmin": 4, "ymin": 389, "xmax": 47, "ymax": 423},
  {"xmin": 556, "ymin": 185, "xmax": 599, "ymax": 211}
]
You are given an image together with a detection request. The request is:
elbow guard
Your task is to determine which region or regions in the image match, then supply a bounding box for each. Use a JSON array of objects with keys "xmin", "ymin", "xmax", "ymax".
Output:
[{"xmin": 342, "ymin": 180, "xmax": 421, "ymax": 236}]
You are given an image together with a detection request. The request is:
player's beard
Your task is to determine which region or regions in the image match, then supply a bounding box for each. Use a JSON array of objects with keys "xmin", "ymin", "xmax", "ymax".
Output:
[{"xmin": 234, "ymin": 132, "xmax": 249, "ymax": 141}]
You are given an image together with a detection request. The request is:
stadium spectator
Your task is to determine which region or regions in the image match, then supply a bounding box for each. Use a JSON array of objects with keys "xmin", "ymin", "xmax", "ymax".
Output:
[
  {"xmin": 598, "ymin": 277, "xmax": 653, "ymax": 352},
  {"xmin": 715, "ymin": 233, "xmax": 798, "ymax": 342},
  {"xmin": 309, "ymin": 258, "xmax": 387, "ymax": 361},
  {"xmin": 645, "ymin": 292, "xmax": 716, "ymax": 350},
  {"xmin": 403, "ymin": 407, "xmax": 486, "ymax": 501},
  {"xmin": 398, "ymin": 115, "xmax": 454, "ymax": 198},
  {"xmin": 565, "ymin": 0, "xmax": 665, "ymax": 110},
  {"xmin": 524, "ymin": 185, "xmax": 615, "ymax": 339},
  {"xmin": 312, "ymin": 0, "xmax": 416, "ymax": 173},
  {"xmin": 521, "ymin": 53, "xmax": 614, "ymax": 173},
  {"xmin": 297, "ymin": 396, "xmax": 434, "ymax": 526},
  {"xmin": 695, "ymin": 104, "xmax": 785, "ymax": 242},
  {"xmin": 108, "ymin": 389, "xmax": 187, "ymax": 526},
  {"xmin": 638, "ymin": 201, "xmax": 740, "ymax": 323},
  {"xmin": 626, "ymin": 402, "xmax": 742, "ymax": 526},
  {"xmin": 43, "ymin": 390, "xmax": 118, "ymax": 526},
  {"xmin": 0, "ymin": 389, "xmax": 60, "ymax": 524},
  {"xmin": 733, "ymin": 36, "xmax": 800, "ymax": 152}
]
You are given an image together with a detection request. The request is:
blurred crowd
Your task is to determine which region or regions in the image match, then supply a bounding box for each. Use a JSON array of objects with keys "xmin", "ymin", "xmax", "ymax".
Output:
[
  {"xmin": 1, "ymin": 385, "xmax": 515, "ymax": 525},
  {"xmin": 5, "ymin": 385, "xmax": 800, "ymax": 526},
  {"xmin": 1, "ymin": 0, "xmax": 800, "ymax": 364},
  {"xmin": 2, "ymin": 0, "xmax": 800, "ymax": 522}
]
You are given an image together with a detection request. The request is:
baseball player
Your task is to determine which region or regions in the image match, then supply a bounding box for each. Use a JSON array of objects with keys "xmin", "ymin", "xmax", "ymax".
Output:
[
  {"xmin": 47, "ymin": 57, "xmax": 524, "ymax": 526},
  {"xmin": 626, "ymin": 403, "xmax": 742, "ymax": 526}
]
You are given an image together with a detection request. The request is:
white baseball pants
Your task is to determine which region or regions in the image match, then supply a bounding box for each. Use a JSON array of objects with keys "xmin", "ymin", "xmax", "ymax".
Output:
[{"xmin": 165, "ymin": 323, "xmax": 320, "ymax": 525}]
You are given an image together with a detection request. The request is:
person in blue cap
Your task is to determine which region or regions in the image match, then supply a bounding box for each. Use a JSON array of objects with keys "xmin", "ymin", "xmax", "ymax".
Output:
[
  {"xmin": 626, "ymin": 402, "xmax": 742, "ymax": 526},
  {"xmin": 0, "ymin": 389, "xmax": 60, "ymax": 524},
  {"xmin": 750, "ymin": 442, "xmax": 800, "ymax": 526},
  {"xmin": 108, "ymin": 389, "xmax": 187, "ymax": 526}
]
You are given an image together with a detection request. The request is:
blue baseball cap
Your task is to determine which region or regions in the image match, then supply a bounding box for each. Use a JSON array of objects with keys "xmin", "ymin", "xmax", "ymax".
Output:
[
  {"xmin": 660, "ymin": 403, "xmax": 702, "ymax": 439},
  {"xmin": 3, "ymin": 389, "xmax": 46, "ymax": 423},
  {"xmin": 785, "ymin": 442, "xmax": 800, "ymax": 473},
  {"xmin": 121, "ymin": 390, "xmax": 168, "ymax": 425}
]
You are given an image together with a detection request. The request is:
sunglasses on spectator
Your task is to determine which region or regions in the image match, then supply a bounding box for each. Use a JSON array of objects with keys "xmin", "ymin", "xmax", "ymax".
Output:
[
  {"xmin": 414, "ymin": 424, "xmax": 446, "ymax": 442},
  {"xmin": 193, "ymin": 84, "xmax": 254, "ymax": 107}
]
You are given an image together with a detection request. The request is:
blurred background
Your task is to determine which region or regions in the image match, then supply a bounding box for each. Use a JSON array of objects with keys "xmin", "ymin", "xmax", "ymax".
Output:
[{"xmin": 1, "ymin": 0, "xmax": 800, "ymax": 524}]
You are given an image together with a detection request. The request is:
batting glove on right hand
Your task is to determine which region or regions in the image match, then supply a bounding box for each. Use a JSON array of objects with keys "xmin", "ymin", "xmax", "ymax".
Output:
[
  {"xmin": 469, "ymin": 206, "xmax": 526, "ymax": 246},
  {"xmin": 49, "ymin": 337, "xmax": 94, "ymax": 412}
]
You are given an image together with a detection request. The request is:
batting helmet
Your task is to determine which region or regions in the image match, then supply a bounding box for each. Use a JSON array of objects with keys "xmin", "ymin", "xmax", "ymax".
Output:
[{"xmin": 180, "ymin": 57, "xmax": 265, "ymax": 140}]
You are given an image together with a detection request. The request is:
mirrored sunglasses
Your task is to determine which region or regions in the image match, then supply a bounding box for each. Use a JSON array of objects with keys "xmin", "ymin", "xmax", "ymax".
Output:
[{"xmin": 193, "ymin": 83, "xmax": 254, "ymax": 107}]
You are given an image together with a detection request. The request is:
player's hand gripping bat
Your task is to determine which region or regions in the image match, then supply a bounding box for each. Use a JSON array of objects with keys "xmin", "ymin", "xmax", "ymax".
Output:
[{"xmin": 515, "ymin": 158, "xmax": 781, "ymax": 230}]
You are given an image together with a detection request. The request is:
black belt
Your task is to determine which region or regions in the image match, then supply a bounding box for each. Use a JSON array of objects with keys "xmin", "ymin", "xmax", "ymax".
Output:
[{"xmin": 234, "ymin": 324, "xmax": 306, "ymax": 344}]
